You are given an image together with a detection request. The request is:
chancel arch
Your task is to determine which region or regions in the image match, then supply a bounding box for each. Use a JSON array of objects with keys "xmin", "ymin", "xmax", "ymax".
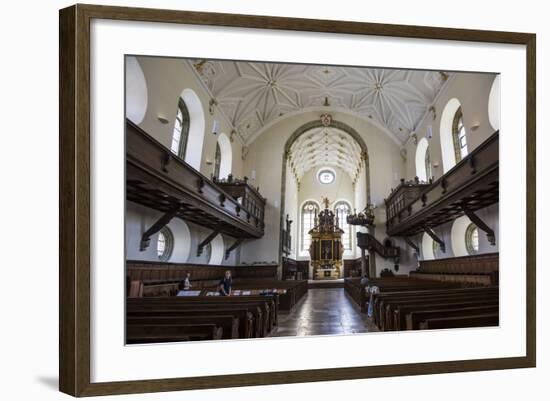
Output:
[{"xmin": 280, "ymin": 118, "xmax": 371, "ymax": 272}]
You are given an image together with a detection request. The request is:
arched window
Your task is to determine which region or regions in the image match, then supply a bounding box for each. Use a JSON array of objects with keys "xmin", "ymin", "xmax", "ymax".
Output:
[
  {"xmin": 213, "ymin": 142, "xmax": 221, "ymax": 179},
  {"xmin": 157, "ymin": 226, "xmax": 174, "ymax": 262},
  {"xmin": 216, "ymin": 133, "xmax": 232, "ymax": 179},
  {"xmin": 301, "ymin": 201, "xmax": 319, "ymax": 252},
  {"xmin": 452, "ymin": 107, "xmax": 468, "ymax": 163},
  {"xmin": 318, "ymin": 168, "xmax": 335, "ymax": 184},
  {"xmin": 425, "ymin": 146, "xmax": 432, "ymax": 181},
  {"xmin": 465, "ymin": 223, "xmax": 479, "ymax": 255},
  {"xmin": 415, "ymin": 137, "xmax": 431, "ymax": 182},
  {"xmin": 334, "ymin": 201, "xmax": 352, "ymax": 250},
  {"xmin": 171, "ymin": 98, "xmax": 190, "ymax": 159}
]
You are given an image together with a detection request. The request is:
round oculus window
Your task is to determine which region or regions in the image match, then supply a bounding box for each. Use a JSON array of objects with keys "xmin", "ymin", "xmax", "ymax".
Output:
[{"xmin": 318, "ymin": 169, "xmax": 335, "ymax": 184}]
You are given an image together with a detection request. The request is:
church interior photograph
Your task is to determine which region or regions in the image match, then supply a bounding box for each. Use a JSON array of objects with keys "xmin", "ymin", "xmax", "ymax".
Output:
[{"xmin": 125, "ymin": 56, "xmax": 500, "ymax": 343}]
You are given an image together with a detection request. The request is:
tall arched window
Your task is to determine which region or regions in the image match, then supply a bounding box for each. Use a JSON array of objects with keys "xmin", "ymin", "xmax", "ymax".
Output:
[
  {"xmin": 216, "ymin": 133, "xmax": 232, "ymax": 179},
  {"xmin": 334, "ymin": 201, "xmax": 352, "ymax": 250},
  {"xmin": 171, "ymin": 98, "xmax": 190, "ymax": 159},
  {"xmin": 213, "ymin": 142, "xmax": 221, "ymax": 179},
  {"xmin": 425, "ymin": 146, "xmax": 432, "ymax": 181},
  {"xmin": 415, "ymin": 137, "xmax": 431, "ymax": 182},
  {"xmin": 301, "ymin": 201, "xmax": 319, "ymax": 252},
  {"xmin": 452, "ymin": 107, "xmax": 468, "ymax": 163}
]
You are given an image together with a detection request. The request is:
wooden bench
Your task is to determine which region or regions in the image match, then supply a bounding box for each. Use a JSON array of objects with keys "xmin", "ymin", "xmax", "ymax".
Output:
[
  {"xmin": 376, "ymin": 289, "xmax": 498, "ymax": 330},
  {"xmin": 390, "ymin": 296, "xmax": 498, "ymax": 331},
  {"xmin": 127, "ymin": 315, "xmax": 240, "ymax": 339},
  {"xmin": 418, "ymin": 313, "xmax": 499, "ymax": 330},
  {"xmin": 127, "ymin": 307, "xmax": 254, "ymax": 338},
  {"xmin": 372, "ymin": 286, "xmax": 496, "ymax": 326},
  {"xmin": 368, "ymin": 286, "xmax": 498, "ymax": 331},
  {"xmin": 127, "ymin": 323, "xmax": 223, "ymax": 344},
  {"xmin": 407, "ymin": 305, "xmax": 499, "ymax": 330},
  {"xmin": 127, "ymin": 296, "xmax": 276, "ymax": 338},
  {"xmin": 130, "ymin": 295, "xmax": 277, "ymax": 330}
]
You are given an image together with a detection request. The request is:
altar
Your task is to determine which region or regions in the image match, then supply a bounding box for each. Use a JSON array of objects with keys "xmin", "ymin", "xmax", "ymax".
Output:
[{"xmin": 308, "ymin": 197, "xmax": 344, "ymax": 280}]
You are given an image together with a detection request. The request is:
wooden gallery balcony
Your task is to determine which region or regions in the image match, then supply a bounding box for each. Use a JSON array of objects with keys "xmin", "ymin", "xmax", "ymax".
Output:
[
  {"xmin": 385, "ymin": 132, "xmax": 499, "ymax": 243},
  {"xmin": 126, "ymin": 120, "xmax": 266, "ymax": 251}
]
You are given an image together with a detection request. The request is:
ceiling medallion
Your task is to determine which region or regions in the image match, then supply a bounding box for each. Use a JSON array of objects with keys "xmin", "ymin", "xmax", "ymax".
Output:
[{"xmin": 320, "ymin": 113, "xmax": 332, "ymax": 127}]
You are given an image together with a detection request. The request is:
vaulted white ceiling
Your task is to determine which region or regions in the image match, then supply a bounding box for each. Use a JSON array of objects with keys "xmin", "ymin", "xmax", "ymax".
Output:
[
  {"xmin": 288, "ymin": 126, "xmax": 364, "ymax": 183},
  {"xmin": 189, "ymin": 59, "xmax": 450, "ymax": 145}
]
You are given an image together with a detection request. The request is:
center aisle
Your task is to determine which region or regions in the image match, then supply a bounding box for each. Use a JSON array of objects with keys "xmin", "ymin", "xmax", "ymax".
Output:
[{"xmin": 271, "ymin": 288, "xmax": 378, "ymax": 337}]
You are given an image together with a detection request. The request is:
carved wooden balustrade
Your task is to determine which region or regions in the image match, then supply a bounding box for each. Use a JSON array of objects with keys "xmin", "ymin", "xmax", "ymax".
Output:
[
  {"xmin": 126, "ymin": 120, "xmax": 265, "ymax": 253},
  {"xmin": 385, "ymin": 131, "xmax": 499, "ymax": 239}
]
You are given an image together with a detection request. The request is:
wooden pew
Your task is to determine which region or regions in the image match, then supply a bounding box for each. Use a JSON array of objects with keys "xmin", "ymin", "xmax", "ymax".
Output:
[
  {"xmin": 127, "ymin": 308, "xmax": 254, "ymax": 339},
  {"xmin": 127, "ymin": 323, "xmax": 223, "ymax": 344},
  {"xmin": 407, "ymin": 305, "xmax": 499, "ymax": 330},
  {"xmin": 372, "ymin": 287, "xmax": 497, "ymax": 327},
  {"xmin": 129, "ymin": 295, "xmax": 276, "ymax": 329},
  {"xmin": 136, "ymin": 278, "xmax": 308, "ymax": 312},
  {"xmin": 127, "ymin": 315, "xmax": 239, "ymax": 339},
  {"xmin": 418, "ymin": 313, "xmax": 499, "ymax": 330},
  {"xmin": 381, "ymin": 291, "xmax": 498, "ymax": 330},
  {"xmin": 392, "ymin": 298, "xmax": 499, "ymax": 331},
  {"xmin": 127, "ymin": 296, "xmax": 275, "ymax": 337}
]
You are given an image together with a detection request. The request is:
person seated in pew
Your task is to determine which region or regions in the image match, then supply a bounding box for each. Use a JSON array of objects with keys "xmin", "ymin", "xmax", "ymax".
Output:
[
  {"xmin": 360, "ymin": 274, "xmax": 369, "ymax": 286},
  {"xmin": 182, "ymin": 272, "xmax": 192, "ymax": 290},
  {"xmin": 219, "ymin": 270, "xmax": 232, "ymax": 296}
]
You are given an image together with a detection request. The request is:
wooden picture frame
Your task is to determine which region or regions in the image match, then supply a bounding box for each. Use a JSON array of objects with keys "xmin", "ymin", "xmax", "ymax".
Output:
[{"xmin": 59, "ymin": 3, "xmax": 536, "ymax": 397}]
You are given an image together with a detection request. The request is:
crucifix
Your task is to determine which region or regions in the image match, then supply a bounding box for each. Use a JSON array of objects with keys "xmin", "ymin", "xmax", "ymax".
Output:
[{"xmin": 321, "ymin": 196, "xmax": 331, "ymax": 209}]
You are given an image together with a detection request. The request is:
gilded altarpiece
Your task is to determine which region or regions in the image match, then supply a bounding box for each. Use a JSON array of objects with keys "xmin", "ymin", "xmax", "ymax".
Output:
[{"xmin": 309, "ymin": 198, "xmax": 344, "ymax": 280}]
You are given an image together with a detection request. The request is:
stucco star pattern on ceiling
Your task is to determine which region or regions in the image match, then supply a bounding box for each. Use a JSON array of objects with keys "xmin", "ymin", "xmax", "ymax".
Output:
[{"xmin": 190, "ymin": 59, "xmax": 450, "ymax": 146}]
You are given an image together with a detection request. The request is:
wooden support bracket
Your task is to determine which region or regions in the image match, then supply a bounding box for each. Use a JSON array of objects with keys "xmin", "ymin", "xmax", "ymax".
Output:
[
  {"xmin": 140, "ymin": 203, "xmax": 182, "ymax": 251},
  {"xmin": 404, "ymin": 236, "xmax": 420, "ymax": 253},
  {"xmin": 161, "ymin": 150, "xmax": 172, "ymax": 173},
  {"xmin": 423, "ymin": 225, "xmax": 446, "ymax": 253},
  {"xmin": 461, "ymin": 203, "xmax": 496, "ymax": 245},
  {"xmin": 197, "ymin": 229, "xmax": 220, "ymax": 257},
  {"xmin": 225, "ymin": 238, "xmax": 244, "ymax": 260}
]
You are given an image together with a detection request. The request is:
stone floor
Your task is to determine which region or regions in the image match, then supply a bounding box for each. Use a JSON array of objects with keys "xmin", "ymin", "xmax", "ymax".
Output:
[{"xmin": 270, "ymin": 288, "xmax": 379, "ymax": 337}]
